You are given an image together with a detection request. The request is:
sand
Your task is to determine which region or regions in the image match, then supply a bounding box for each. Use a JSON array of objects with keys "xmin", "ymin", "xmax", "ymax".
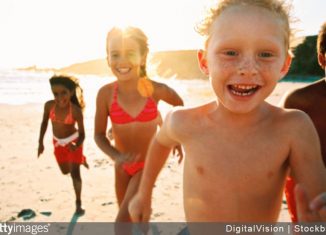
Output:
[{"xmin": 0, "ymin": 81, "xmax": 307, "ymax": 223}]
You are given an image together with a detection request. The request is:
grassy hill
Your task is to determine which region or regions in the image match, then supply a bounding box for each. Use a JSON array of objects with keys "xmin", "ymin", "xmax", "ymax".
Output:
[
  {"xmin": 54, "ymin": 50, "xmax": 206, "ymax": 79},
  {"xmin": 57, "ymin": 58, "xmax": 112, "ymax": 76},
  {"xmin": 149, "ymin": 50, "xmax": 207, "ymax": 79}
]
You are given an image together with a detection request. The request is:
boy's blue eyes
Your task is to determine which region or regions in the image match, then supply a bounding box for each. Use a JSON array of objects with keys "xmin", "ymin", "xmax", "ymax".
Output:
[
  {"xmin": 222, "ymin": 51, "xmax": 273, "ymax": 58},
  {"xmin": 258, "ymin": 52, "xmax": 273, "ymax": 58},
  {"xmin": 224, "ymin": 51, "xmax": 237, "ymax": 56}
]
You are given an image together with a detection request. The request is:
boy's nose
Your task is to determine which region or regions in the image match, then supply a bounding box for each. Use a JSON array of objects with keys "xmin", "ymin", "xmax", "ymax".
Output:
[{"xmin": 238, "ymin": 57, "xmax": 258, "ymax": 76}]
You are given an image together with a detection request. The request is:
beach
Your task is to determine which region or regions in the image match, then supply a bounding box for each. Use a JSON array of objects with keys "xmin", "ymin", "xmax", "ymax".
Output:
[{"xmin": 0, "ymin": 72, "xmax": 307, "ymax": 222}]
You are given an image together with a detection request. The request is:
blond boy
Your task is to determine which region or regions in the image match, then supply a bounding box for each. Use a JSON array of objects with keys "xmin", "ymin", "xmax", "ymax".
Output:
[{"xmin": 129, "ymin": 0, "xmax": 326, "ymax": 222}]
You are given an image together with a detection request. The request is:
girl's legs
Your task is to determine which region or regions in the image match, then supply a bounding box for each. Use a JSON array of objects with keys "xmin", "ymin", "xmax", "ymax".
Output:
[
  {"xmin": 115, "ymin": 171, "xmax": 142, "ymax": 222},
  {"xmin": 71, "ymin": 163, "xmax": 85, "ymax": 215},
  {"xmin": 58, "ymin": 162, "xmax": 71, "ymax": 175},
  {"xmin": 115, "ymin": 171, "xmax": 143, "ymax": 235},
  {"xmin": 56, "ymin": 145, "xmax": 85, "ymax": 215},
  {"xmin": 115, "ymin": 164, "xmax": 131, "ymax": 207}
]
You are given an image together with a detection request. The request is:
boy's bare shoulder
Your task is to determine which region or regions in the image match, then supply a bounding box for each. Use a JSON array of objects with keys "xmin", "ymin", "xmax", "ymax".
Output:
[
  {"xmin": 276, "ymin": 107, "xmax": 314, "ymax": 130},
  {"xmin": 284, "ymin": 79, "xmax": 325, "ymax": 107},
  {"xmin": 169, "ymin": 101, "xmax": 215, "ymax": 124}
]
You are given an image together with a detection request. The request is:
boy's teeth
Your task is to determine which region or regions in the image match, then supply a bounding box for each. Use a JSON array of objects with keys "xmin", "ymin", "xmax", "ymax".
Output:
[
  {"xmin": 230, "ymin": 89, "xmax": 255, "ymax": 96},
  {"xmin": 229, "ymin": 84, "xmax": 259, "ymax": 96},
  {"xmin": 233, "ymin": 84, "xmax": 257, "ymax": 90}
]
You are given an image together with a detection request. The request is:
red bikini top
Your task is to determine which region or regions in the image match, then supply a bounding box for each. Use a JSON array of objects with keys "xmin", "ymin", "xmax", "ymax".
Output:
[
  {"xmin": 49, "ymin": 103, "xmax": 75, "ymax": 125},
  {"xmin": 109, "ymin": 83, "xmax": 158, "ymax": 124}
]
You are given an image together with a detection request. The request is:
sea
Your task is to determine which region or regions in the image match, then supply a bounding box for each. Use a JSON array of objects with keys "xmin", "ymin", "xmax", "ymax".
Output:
[
  {"xmin": 0, "ymin": 69, "xmax": 214, "ymax": 111},
  {"xmin": 0, "ymin": 69, "xmax": 318, "ymax": 107}
]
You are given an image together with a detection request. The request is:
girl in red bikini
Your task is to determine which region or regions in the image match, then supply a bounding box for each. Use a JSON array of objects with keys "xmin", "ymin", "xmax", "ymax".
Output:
[
  {"xmin": 94, "ymin": 26, "xmax": 184, "ymax": 223},
  {"xmin": 38, "ymin": 75, "xmax": 88, "ymax": 215}
]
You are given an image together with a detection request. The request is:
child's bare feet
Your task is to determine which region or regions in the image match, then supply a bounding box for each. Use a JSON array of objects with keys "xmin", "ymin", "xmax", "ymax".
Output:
[
  {"xmin": 75, "ymin": 200, "xmax": 85, "ymax": 216},
  {"xmin": 75, "ymin": 207, "xmax": 85, "ymax": 216}
]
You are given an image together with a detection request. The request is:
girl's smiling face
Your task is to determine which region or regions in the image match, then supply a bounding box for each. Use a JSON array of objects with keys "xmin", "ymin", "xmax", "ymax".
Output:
[
  {"xmin": 51, "ymin": 84, "xmax": 73, "ymax": 108},
  {"xmin": 107, "ymin": 35, "xmax": 145, "ymax": 82},
  {"xmin": 199, "ymin": 5, "xmax": 291, "ymax": 114}
]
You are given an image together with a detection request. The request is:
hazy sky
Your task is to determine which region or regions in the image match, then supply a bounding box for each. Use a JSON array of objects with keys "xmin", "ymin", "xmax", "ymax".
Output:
[{"xmin": 0, "ymin": 0, "xmax": 325, "ymax": 69}]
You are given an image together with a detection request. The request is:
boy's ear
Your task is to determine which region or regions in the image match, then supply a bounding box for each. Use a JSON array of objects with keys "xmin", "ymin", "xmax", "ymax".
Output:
[
  {"xmin": 318, "ymin": 53, "xmax": 325, "ymax": 69},
  {"xmin": 280, "ymin": 53, "xmax": 292, "ymax": 79},
  {"xmin": 197, "ymin": 49, "xmax": 209, "ymax": 75}
]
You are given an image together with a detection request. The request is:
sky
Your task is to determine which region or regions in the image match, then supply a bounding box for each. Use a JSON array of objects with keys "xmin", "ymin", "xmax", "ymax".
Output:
[{"xmin": 0, "ymin": 0, "xmax": 325, "ymax": 69}]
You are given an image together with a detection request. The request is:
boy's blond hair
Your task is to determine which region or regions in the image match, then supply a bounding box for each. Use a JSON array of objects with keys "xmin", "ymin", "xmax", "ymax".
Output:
[{"xmin": 196, "ymin": 0, "xmax": 299, "ymax": 54}]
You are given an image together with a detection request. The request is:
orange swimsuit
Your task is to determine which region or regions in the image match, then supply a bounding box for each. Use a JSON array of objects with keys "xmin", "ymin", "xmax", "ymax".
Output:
[
  {"xmin": 285, "ymin": 177, "xmax": 298, "ymax": 222},
  {"xmin": 109, "ymin": 83, "xmax": 157, "ymax": 175},
  {"xmin": 122, "ymin": 162, "xmax": 145, "ymax": 176},
  {"xmin": 49, "ymin": 103, "xmax": 75, "ymax": 125},
  {"xmin": 49, "ymin": 103, "xmax": 85, "ymax": 164},
  {"xmin": 109, "ymin": 83, "xmax": 158, "ymax": 124}
]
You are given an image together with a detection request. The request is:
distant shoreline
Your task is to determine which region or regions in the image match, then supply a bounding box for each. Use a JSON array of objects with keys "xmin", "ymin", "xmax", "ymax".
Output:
[{"xmin": 9, "ymin": 67, "xmax": 322, "ymax": 83}]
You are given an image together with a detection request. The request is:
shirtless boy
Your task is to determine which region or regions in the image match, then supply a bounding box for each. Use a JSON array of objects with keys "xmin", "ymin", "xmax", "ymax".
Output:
[
  {"xmin": 129, "ymin": 0, "xmax": 326, "ymax": 223},
  {"xmin": 283, "ymin": 21, "xmax": 326, "ymax": 222}
]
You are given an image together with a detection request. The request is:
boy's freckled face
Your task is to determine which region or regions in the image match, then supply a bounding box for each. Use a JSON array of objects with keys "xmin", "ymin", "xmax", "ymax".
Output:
[
  {"xmin": 51, "ymin": 85, "xmax": 72, "ymax": 108},
  {"xmin": 204, "ymin": 5, "xmax": 290, "ymax": 114},
  {"xmin": 107, "ymin": 36, "xmax": 144, "ymax": 80}
]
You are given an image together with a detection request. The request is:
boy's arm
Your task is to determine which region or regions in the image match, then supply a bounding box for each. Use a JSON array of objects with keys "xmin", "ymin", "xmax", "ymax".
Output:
[
  {"xmin": 289, "ymin": 111, "xmax": 326, "ymax": 220},
  {"xmin": 38, "ymin": 102, "xmax": 50, "ymax": 157},
  {"xmin": 129, "ymin": 111, "xmax": 180, "ymax": 222}
]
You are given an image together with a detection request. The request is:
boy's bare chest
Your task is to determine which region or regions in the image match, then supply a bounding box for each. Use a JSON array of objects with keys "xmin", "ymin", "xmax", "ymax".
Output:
[{"xmin": 183, "ymin": 125, "xmax": 289, "ymax": 178}]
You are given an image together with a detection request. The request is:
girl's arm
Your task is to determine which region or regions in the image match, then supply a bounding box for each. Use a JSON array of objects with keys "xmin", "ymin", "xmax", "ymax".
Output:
[
  {"xmin": 129, "ymin": 111, "xmax": 179, "ymax": 222},
  {"xmin": 129, "ymin": 138, "xmax": 172, "ymax": 222},
  {"xmin": 71, "ymin": 105, "xmax": 85, "ymax": 149},
  {"xmin": 38, "ymin": 101, "xmax": 50, "ymax": 157},
  {"xmin": 153, "ymin": 82, "xmax": 184, "ymax": 162},
  {"xmin": 153, "ymin": 82, "xmax": 184, "ymax": 107},
  {"xmin": 94, "ymin": 86, "xmax": 121, "ymax": 161}
]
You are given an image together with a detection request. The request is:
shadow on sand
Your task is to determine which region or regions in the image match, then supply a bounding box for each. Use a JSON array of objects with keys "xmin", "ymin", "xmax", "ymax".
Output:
[{"xmin": 65, "ymin": 212, "xmax": 84, "ymax": 235}]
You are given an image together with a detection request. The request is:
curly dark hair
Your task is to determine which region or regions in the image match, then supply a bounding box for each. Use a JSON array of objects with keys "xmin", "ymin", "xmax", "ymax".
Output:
[{"xmin": 49, "ymin": 75, "xmax": 85, "ymax": 110}]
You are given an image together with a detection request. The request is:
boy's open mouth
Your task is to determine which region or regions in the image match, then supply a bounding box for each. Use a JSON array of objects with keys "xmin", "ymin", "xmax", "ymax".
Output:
[{"xmin": 228, "ymin": 84, "xmax": 260, "ymax": 96}]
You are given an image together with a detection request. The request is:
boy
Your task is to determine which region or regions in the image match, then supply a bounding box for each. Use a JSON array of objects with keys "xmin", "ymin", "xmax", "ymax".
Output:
[
  {"xmin": 283, "ymin": 22, "xmax": 326, "ymax": 222},
  {"xmin": 129, "ymin": 1, "xmax": 326, "ymax": 222}
]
